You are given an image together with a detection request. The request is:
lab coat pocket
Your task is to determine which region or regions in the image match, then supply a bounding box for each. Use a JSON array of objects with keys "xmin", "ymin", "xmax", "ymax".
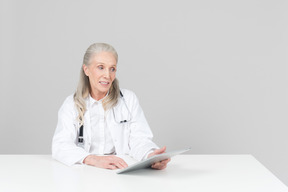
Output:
[
  {"xmin": 122, "ymin": 122, "xmax": 132, "ymax": 153},
  {"xmin": 112, "ymin": 122, "xmax": 131, "ymax": 155},
  {"xmin": 113, "ymin": 122, "xmax": 130, "ymax": 140}
]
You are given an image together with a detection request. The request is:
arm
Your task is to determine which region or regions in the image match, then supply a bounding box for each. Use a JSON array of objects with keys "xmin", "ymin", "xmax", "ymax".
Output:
[
  {"xmin": 124, "ymin": 90, "xmax": 159, "ymax": 161},
  {"xmin": 52, "ymin": 96, "xmax": 90, "ymax": 166},
  {"xmin": 124, "ymin": 90, "xmax": 170, "ymax": 169},
  {"xmin": 52, "ymin": 96, "xmax": 128, "ymax": 169}
]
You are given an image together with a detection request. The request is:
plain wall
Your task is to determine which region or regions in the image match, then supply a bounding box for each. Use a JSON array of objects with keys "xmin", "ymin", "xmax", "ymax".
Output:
[{"xmin": 0, "ymin": 0, "xmax": 287, "ymax": 186}]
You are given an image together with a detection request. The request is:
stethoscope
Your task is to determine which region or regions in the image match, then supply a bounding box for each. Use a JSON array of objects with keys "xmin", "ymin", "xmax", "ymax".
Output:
[{"xmin": 77, "ymin": 91, "xmax": 132, "ymax": 147}]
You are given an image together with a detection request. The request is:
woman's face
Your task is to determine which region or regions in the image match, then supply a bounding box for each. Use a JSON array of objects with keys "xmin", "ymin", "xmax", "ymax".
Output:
[{"xmin": 83, "ymin": 51, "xmax": 117, "ymax": 99}]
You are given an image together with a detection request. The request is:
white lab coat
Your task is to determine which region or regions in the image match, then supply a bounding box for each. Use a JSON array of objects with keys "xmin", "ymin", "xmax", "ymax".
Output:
[{"xmin": 52, "ymin": 89, "xmax": 159, "ymax": 166}]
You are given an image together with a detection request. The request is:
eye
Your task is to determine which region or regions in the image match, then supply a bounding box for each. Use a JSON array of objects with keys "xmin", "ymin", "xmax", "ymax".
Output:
[
  {"xmin": 97, "ymin": 65, "xmax": 104, "ymax": 70},
  {"xmin": 110, "ymin": 67, "xmax": 116, "ymax": 72}
]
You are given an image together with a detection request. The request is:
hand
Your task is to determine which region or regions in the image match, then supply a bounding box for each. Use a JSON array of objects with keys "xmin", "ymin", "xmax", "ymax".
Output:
[
  {"xmin": 148, "ymin": 146, "xmax": 171, "ymax": 170},
  {"xmin": 83, "ymin": 155, "xmax": 128, "ymax": 170}
]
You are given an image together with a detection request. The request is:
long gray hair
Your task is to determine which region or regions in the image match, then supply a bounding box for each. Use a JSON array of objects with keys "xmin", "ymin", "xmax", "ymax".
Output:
[{"xmin": 73, "ymin": 43, "xmax": 120, "ymax": 125}]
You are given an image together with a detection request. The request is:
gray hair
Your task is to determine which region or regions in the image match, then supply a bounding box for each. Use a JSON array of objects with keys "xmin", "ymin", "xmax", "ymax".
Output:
[{"xmin": 73, "ymin": 43, "xmax": 120, "ymax": 125}]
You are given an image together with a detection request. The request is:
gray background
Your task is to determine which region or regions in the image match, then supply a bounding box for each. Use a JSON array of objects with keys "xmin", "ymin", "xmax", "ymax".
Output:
[{"xmin": 0, "ymin": 0, "xmax": 287, "ymax": 186}]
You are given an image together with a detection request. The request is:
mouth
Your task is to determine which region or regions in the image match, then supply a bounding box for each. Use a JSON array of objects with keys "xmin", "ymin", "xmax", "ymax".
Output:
[{"xmin": 99, "ymin": 81, "xmax": 110, "ymax": 85}]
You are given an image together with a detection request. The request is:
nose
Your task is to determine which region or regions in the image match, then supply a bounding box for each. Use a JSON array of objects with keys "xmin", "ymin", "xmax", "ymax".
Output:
[{"xmin": 104, "ymin": 68, "xmax": 110, "ymax": 79}]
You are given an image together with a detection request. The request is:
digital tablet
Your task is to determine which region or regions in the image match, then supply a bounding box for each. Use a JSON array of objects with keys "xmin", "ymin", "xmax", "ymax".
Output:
[{"xmin": 116, "ymin": 147, "xmax": 191, "ymax": 174}]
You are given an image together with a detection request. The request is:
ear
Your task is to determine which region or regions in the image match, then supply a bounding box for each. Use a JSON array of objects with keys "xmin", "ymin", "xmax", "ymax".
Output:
[{"xmin": 83, "ymin": 64, "xmax": 89, "ymax": 76}]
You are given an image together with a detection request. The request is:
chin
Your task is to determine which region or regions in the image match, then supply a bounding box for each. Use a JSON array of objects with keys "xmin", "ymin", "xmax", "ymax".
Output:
[{"xmin": 98, "ymin": 87, "xmax": 111, "ymax": 93}]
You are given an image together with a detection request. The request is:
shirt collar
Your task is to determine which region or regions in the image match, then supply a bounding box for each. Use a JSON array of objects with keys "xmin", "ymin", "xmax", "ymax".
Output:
[{"xmin": 89, "ymin": 91, "xmax": 109, "ymax": 106}]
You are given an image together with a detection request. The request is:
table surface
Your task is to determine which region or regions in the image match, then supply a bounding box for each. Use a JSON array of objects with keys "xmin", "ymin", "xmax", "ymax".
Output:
[{"xmin": 0, "ymin": 155, "xmax": 287, "ymax": 192}]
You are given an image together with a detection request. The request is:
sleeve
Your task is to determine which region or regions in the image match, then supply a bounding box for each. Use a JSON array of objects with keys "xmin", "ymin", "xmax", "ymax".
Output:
[
  {"xmin": 126, "ymin": 91, "xmax": 159, "ymax": 161},
  {"xmin": 52, "ymin": 96, "xmax": 90, "ymax": 166}
]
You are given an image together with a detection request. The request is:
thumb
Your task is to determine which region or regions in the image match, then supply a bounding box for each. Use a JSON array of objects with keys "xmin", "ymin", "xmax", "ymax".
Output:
[{"xmin": 154, "ymin": 146, "xmax": 167, "ymax": 155}]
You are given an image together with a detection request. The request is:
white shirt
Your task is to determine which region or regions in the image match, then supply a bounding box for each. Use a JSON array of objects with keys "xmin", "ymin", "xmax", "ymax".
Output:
[{"xmin": 88, "ymin": 94, "xmax": 115, "ymax": 155}]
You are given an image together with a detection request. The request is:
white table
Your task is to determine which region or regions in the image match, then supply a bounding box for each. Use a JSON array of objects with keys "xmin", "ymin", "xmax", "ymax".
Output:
[{"xmin": 0, "ymin": 155, "xmax": 287, "ymax": 192}]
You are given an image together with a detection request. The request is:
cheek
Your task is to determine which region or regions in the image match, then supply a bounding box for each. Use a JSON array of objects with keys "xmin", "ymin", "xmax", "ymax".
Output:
[
  {"xmin": 90, "ymin": 70, "xmax": 101, "ymax": 79},
  {"xmin": 111, "ymin": 73, "xmax": 116, "ymax": 80},
  {"xmin": 88, "ymin": 72, "xmax": 101, "ymax": 85}
]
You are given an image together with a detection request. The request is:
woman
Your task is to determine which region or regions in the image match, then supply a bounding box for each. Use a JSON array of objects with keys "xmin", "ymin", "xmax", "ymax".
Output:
[{"xmin": 52, "ymin": 43, "xmax": 170, "ymax": 170}]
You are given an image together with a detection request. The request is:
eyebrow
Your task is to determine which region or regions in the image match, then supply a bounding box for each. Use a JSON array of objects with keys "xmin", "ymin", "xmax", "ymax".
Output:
[{"xmin": 96, "ymin": 62, "xmax": 116, "ymax": 67}]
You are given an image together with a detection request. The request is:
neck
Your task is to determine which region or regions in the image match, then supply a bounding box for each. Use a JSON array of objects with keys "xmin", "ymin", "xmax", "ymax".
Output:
[{"xmin": 90, "ymin": 90, "xmax": 107, "ymax": 101}]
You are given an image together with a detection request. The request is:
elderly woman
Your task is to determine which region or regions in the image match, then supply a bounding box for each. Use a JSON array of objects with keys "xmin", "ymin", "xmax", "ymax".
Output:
[{"xmin": 52, "ymin": 43, "xmax": 170, "ymax": 170}]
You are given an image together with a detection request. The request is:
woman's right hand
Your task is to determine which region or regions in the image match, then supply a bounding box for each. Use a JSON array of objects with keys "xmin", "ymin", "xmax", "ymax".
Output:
[{"xmin": 83, "ymin": 155, "xmax": 128, "ymax": 170}]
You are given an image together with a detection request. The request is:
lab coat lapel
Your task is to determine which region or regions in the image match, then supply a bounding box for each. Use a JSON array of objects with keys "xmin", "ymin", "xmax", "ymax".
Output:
[{"xmin": 84, "ymin": 103, "xmax": 92, "ymax": 152}]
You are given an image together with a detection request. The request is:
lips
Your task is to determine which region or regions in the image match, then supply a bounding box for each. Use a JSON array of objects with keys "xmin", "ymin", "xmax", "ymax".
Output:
[{"xmin": 99, "ymin": 81, "xmax": 109, "ymax": 85}]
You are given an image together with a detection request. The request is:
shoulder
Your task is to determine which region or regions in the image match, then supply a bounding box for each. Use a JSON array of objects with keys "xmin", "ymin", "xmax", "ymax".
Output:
[
  {"xmin": 62, "ymin": 94, "xmax": 75, "ymax": 107},
  {"xmin": 120, "ymin": 88, "xmax": 138, "ymax": 100},
  {"xmin": 119, "ymin": 88, "xmax": 141, "ymax": 108},
  {"xmin": 58, "ymin": 94, "xmax": 77, "ymax": 115}
]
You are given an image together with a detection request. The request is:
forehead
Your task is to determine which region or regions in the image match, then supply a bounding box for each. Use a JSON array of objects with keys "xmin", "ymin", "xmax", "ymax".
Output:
[{"xmin": 90, "ymin": 51, "xmax": 117, "ymax": 66}]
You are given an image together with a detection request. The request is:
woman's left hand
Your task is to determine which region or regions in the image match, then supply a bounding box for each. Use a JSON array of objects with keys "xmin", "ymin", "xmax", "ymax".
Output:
[{"xmin": 148, "ymin": 146, "xmax": 171, "ymax": 170}]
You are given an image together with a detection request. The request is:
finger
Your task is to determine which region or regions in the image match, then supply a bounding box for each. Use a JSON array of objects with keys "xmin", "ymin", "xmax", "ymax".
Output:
[
  {"xmin": 153, "ymin": 146, "xmax": 167, "ymax": 155},
  {"xmin": 151, "ymin": 159, "xmax": 170, "ymax": 170},
  {"xmin": 160, "ymin": 158, "xmax": 171, "ymax": 164},
  {"xmin": 154, "ymin": 161, "xmax": 162, "ymax": 166},
  {"xmin": 157, "ymin": 162, "xmax": 168, "ymax": 170},
  {"xmin": 115, "ymin": 162, "xmax": 126, "ymax": 169},
  {"xmin": 151, "ymin": 161, "xmax": 161, "ymax": 168},
  {"xmin": 166, "ymin": 158, "xmax": 171, "ymax": 162},
  {"xmin": 151, "ymin": 164, "xmax": 157, "ymax": 169},
  {"xmin": 159, "ymin": 165, "xmax": 167, "ymax": 170},
  {"xmin": 113, "ymin": 157, "xmax": 128, "ymax": 168},
  {"xmin": 107, "ymin": 164, "xmax": 118, "ymax": 170},
  {"xmin": 119, "ymin": 159, "xmax": 128, "ymax": 168},
  {"xmin": 152, "ymin": 158, "xmax": 170, "ymax": 168},
  {"xmin": 152, "ymin": 163, "xmax": 166, "ymax": 170},
  {"xmin": 160, "ymin": 161, "xmax": 169, "ymax": 167}
]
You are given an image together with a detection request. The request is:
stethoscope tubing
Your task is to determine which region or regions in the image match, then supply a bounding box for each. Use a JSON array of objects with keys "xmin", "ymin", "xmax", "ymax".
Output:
[{"xmin": 77, "ymin": 91, "xmax": 131, "ymax": 145}]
